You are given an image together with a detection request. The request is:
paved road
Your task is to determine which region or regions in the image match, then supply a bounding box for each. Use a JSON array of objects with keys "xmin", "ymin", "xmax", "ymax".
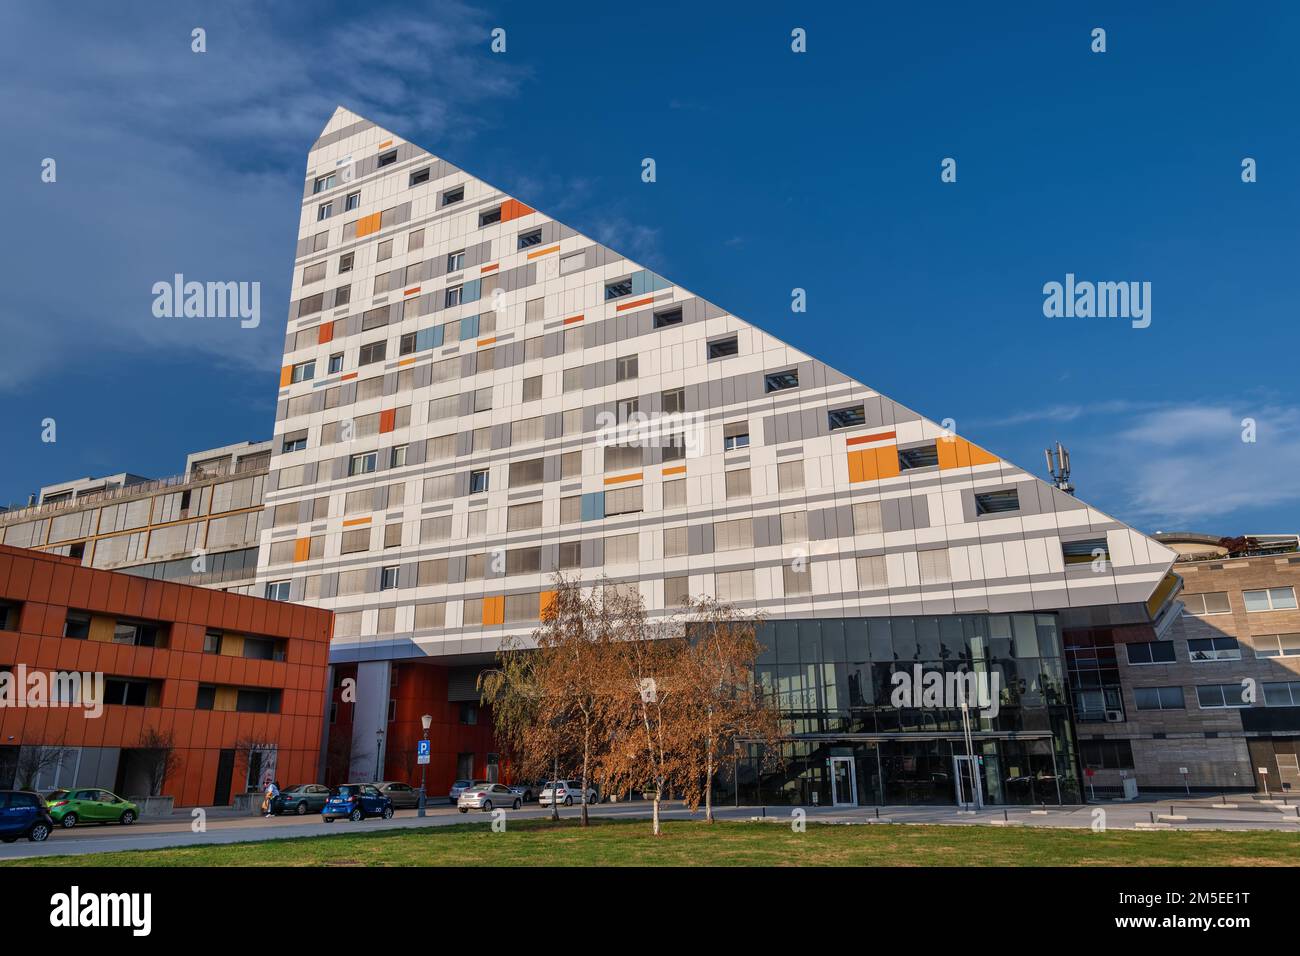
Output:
[{"xmin": 2, "ymin": 793, "xmax": 1296, "ymax": 861}]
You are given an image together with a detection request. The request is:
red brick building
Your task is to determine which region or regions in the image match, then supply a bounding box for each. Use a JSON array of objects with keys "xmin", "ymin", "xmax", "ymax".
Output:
[{"xmin": 0, "ymin": 545, "xmax": 332, "ymax": 806}]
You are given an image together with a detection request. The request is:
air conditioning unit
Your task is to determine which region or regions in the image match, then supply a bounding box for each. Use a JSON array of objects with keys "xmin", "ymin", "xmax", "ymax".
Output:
[{"xmin": 1104, "ymin": 709, "xmax": 1125, "ymax": 723}]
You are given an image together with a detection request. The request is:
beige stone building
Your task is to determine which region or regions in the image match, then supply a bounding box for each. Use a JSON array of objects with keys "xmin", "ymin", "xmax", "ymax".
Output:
[{"xmin": 1069, "ymin": 532, "xmax": 1300, "ymax": 795}]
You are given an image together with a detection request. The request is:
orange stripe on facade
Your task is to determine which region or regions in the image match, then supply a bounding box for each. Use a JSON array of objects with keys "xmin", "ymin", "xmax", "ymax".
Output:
[
  {"xmin": 526, "ymin": 244, "xmax": 560, "ymax": 260},
  {"xmin": 480, "ymin": 263, "xmax": 499, "ymax": 273},
  {"xmin": 340, "ymin": 372, "xmax": 358, "ymax": 381},
  {"xmin": 404, "ymin": 286, "xmax": 421, "ymax": 296},
  {"xmin": 377, "ymin": 139, "xmax": 393, "ymax": 149},
  {"xmin": 476, "ymin": 337, "xmax": 497, "ymax": 347},
  {"xmin": 562, "ymin": 314, "xmax": 585, "ymax": 325},
  {"xmin": 846, "ymin": 430, "xmax": 896, "ymax": 446},
  {"xmin": 397, "ymin": 357, "xmax": 415, "ymax": 367},
  {"xmin": 615, "ymin": 296, "xmax": 655, "ymax": 312},
  {"xmin": 342, "ymin": 517, "xmax": 371, "ymax": 527},
  {"xmin": 661, "ymin": 465, "xmax": 687, "ymax": 476},
  {"xmin": 604, "ymin": 472, "xmax": 644, "ymax": 485}
]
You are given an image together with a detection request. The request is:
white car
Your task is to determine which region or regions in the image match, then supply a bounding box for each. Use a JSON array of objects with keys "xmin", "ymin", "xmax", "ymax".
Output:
[
  {"xmin": 449, "ymin": 779, "xmax": 490, "ymax": 805},
  {"xmin": 457, "ymin": 783, "xmax": 522, "ymax": 812},
  {"xmin": 538, "ymin": 780, "xmax": 599, "ymax": 807}
]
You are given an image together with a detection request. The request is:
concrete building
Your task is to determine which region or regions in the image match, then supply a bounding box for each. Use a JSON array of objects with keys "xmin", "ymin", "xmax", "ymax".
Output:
[
  {"xmin": 1068, "ymin": 532, "xmax": 1300, "ymax": 796},
  {"xmin": 0, "ymin": 544, "xmax": 331, "ymax": 806},
  {"xmin": 0, "ymin": 442, "xmax": 271, "ymax": 594},
  {"xmin": 258, "ymin": 107, "xmax": 1183, "ymax": 805}
]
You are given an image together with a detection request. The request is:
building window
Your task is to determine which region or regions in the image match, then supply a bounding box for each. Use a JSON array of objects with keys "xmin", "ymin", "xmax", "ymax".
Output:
[
  {"xmin": 1243, "ymin": 587, "xmax": 1298, "ymax": 612},
  {"xmin": 725, "ymin": 469, "xmax": 751, "ymax": 499},
  {"xmin": 63, "ymin": 611, "xmax": 91, "ymax": 639},
  {"xmin": 459, "ymin": 703, "xmax": 478, "ymax": 725},
  {"xmin": 605, "ymin": 279, "xmax": 633, "ymax": 300},
  {"xmin": 1196, "ymin": 683, "xmax": 1250, "ymax": 709},
  {"xmin": 1253, "ymin": 633, "xmax": 1300, "ymax": 658},
  {"xmin": 898, "ymin": 444, "xmax": 940, "ymax": 470},
  {"xmin": 1134, "ymin": 686, "xmax": 1184, "ymax": 711},
  {"xmin": 707, "ymin": 336, "xmax": 738, "ymax": 360},
  {"xmin": 358, "ymin": 340, "xmax": 386, "ymax": 365},
  {"xmin": 313, "ymin": 174, "xmax": 335, "ymax": 194},
  {"xmin": 282, "ymin": 435, "xmax": 307, "ymax": 453},
  {"xmin": 203, "ymin": 630, "xmax": 223, "ymax": 654},
  {"xmin": 339, "ymin": 252, "xmax": 354, "ymax": 274},
  {"xmin": 654, "ymin": 308, "xmax": 683, "ymax": 329},
  {"xmin": 517, "ymin": 228, "xmax": 542, "ymax": 249},
  {"xmin": 327, "ymin": 352, "xmax": 343, "ymax": 374},
  {"xmin": 827, "ymin": 404, "xmax": 866, "ymax": 430},
  {"xmin": 1182, "ymin": 591, "xmax": 1231, "ymax": 615},
  {"xmin": 380, "ymin": 566, "xmax": 400, "ymax": 590},
  {"xmin": 723, "ymin": 421, "xmax": 750, "ymax": 451},
  {"xmin": 975, "ymin": 489, "xmax": 1020, "ymax": 515},
  {"xmin": 1079, "ymin": 740, "xmax": 1135, "ymax": 770},
  {"xmin": 1263, "ymin": 681, "xmax": 1300, "ymax": 706},
  {"xmin": 1063, "ymin": 537, "xmax": 1110, "ymax": 566},
  {"xmin": 661, "ymin": 387, "xmax": 685, "ymax": 415},
  {"xmin": 349, "ymin": 452, "xmax": 378, "ymax": 476},
  {"xmin": 764, "ymin": 369, "xmax": 799, "ymax": 393},
  {"xmin": 445, "ymin": 285, "xmax": 463, "ymax": 308},
  {"xmin": 317, "ymin": 201, "xmax": 332, "ymax": 221},
  {"xmin": 1125, "ymin": 641, "xmax": 1176, "ymax": 665},
  {"xmin": 335, "ymin": 285, "xmax": 351, "ymax": 306},
  {"xmin": 264, "ymin": 581, "xmax": 290, "ymax": 602},
  {"xmin": 1188, "ymin": 637, "xmax": 1241, "ymax": 662},
  {"xmin": 409, "ymin": 167, "xmax": 430, "ymax": 187},
  {"xmin": 616, "ymin": 355, "xmax": 639, "ymax": 382},
  {"xmin": 377, "ymin": 149, "xmax": 398, "ymax": 168},
  {"xmin": 470, "ymin": 469, "xmax": 490, "ymax": 494},
  {"xmin": 479, "ymin": 206, "xmax": 502, "ymax": 226},
  {"xmin": 390, "ymin": 444, "xmax": 408, "ymax": 468},
  {"xmin": 447, "ymin": 250, "xmax": 465, "ymax": 272},
  {"xmin": 442, "ymin": 185, "xmax": 464, "ymax": 206},
  {"xmin": 290, "ymin": 360, "xmax": 315, "ymax": 384},
  {"xmin": 345, "ymin": 191, "xmax": 360, "ymax": 211}
]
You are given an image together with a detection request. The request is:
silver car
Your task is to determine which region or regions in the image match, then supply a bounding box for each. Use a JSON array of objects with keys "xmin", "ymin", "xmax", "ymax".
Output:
[
  {"xmin": 374, "ymin": 781, "xmax": 420, "ymax": 809},
  {"xmin": 449, "ymin": 778, "xmax": 490, "ymax": 805},
  {"xmin": 457, "ymin": 782, "xmax": 521, "ymax": 812},
  {"xmin": 538, "ymin": 780, "xmax": 599, "ymax": 807}
]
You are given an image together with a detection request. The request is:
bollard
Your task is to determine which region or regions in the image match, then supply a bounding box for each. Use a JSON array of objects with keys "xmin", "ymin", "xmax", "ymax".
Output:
[
  {"xmin": 875, "ymin": 806, "xmax": 880, "ymax": 820},
  {"xmin": 1003, "ymin": 809, "xmax": 1009, "ymax": 822},
  {"xmin": 1149, "ymin": 810, "xmax": 1156, "ymax": 824}
]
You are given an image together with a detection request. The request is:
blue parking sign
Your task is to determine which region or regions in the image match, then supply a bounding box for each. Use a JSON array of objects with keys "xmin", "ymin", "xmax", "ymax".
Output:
[{"xmin": 417, "ymin": 739, "xmax": 430, "ymax": 764}]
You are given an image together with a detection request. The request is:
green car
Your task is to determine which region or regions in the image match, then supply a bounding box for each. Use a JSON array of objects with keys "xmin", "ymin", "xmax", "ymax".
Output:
[{"xmin": 45, "ymin": 788, "xmax": 139, "ymax": 828}]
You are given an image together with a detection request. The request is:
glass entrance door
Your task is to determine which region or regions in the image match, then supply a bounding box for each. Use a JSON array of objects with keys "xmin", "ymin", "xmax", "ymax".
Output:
[
  {"xmin": 953, "ymin": 755, "xmax": 983, "ymax": 808},
  {"xmin": 830, "ymin": 757, "xmax": 857, "ymax": 806}
]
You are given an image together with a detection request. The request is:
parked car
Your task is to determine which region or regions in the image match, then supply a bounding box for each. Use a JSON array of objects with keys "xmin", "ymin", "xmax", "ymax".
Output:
[
  {"xmin": 321, "ymin": 784, "xmax": 394, "ymax": 822},
  {"xmin": 374, "ymin": 781, "xmax": 421, "ymax": 809},
  {"xmin": 449, "ymin": 779, "xmax": 490, "ymax": 805},
  {"xmin": 0, "ymin": 790, "xmax": 53, "ymax": 843},
  {"xmin": 538, "ymin": 780, "xmax": 599, "ymax": 807},
  {"xmin": 458, "ymin": 783, "xmax": 522, "ymax": 812},
  {"xmin": 507, "ymin": 782, "xmax": 535, "ymax": 802},
  {"xmin": 44, "ymin": 788, "xmax": 139, "ymax": 828},
  {"xmin": 270, "ymin": 784, "xmax": 331, "ymax": 816}
]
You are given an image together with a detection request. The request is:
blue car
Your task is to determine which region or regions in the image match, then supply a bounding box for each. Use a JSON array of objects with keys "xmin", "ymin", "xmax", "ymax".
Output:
[
  {"xmin": 322, "ymin": 783, "xmax": 394, "ymax": 823},
  {"xmin": 0, "ymin": 790, "xmax": 54, "ymax": 843}
]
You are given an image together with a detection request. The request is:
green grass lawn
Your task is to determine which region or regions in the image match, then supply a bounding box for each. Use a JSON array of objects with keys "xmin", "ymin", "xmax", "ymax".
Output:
[{"xmin": 7, "ymin": 818, "xmax": 1299, "ymax": 867}]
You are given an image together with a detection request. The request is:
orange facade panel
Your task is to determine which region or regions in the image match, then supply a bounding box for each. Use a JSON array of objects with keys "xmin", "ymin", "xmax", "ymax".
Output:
[
  {"xmin": 355, "ymin": 212, "xmax": 382, "ymax": 238},
  {"xmin": 379, "ymin": 408, "xmax": 397, "ymax": 433},
  {"xmin": 317, "ymin": 321, "xmax": 334, "ymax": 345},
  {"xmin": 279, "ymin": 365, "xmax": 293, "ymax": 388},
  {"xmin": 483, "ymin": 596, "xmax": 505, "ymax": 626},
  {"xmin": 848, "ymin": 446, "xmax": 901, "ymax": 484},
  {"xmin": 292, "ymin": 537, "xmax": 311, "ymax": 562},
  {"xmin": 937, "ymin": 436, "xmax": 1000, "ymax": 470},
  {"xmin": 499, "ymin": 199, "xmax": 534, "ymax": 223}
]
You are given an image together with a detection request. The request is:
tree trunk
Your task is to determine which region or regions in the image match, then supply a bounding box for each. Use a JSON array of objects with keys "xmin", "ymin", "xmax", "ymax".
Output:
[
  {"xmin": 550, "ymin": 753, "xmax": 559, "ymax": 822},
  {"xmin": 653, "ymin": 789, "xmax": 661, "ymax": 836},
  {"xmin": 580, "ymin": 723, "xmax": 590, "ymax": 827},
  {"xmin": 705, "ymin": 745, "xmax": 714, "ymax": 823}
]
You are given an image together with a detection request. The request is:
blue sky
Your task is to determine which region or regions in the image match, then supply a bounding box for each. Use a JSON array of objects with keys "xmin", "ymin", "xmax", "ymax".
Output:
[{"xmin": 2, "ymin": 1, "xmax": 1297, "ymax": 534}]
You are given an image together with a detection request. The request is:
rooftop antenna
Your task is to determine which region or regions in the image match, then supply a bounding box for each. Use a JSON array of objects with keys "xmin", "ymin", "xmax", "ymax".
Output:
[{"xmin": 1045, "ymin": 442, "xmax": 1074, "ymax": 495}]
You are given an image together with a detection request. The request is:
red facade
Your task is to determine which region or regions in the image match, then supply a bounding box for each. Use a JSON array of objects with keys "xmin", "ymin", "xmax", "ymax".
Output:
[{"xmin": 0, "ymin": 545, "xmax": 332, "ymax": 806}]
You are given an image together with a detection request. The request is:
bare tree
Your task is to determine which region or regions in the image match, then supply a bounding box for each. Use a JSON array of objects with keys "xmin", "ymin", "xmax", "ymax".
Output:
[
  {"xmin": 232, "ymin": 736, "xmax": 277, "ymax": 793},
  {"xmin": 14, "ymin": 740, "xmax": 75, "ymax": 791},
  {"xmin": 136, "ymin": 726, "xmax": 184, "ymax": 797}
]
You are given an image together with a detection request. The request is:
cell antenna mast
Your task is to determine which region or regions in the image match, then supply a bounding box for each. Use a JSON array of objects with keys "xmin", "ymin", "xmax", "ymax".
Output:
[{"xmin": 1045, "ymin": 442, "xmax": 1074, "ymax": 495}]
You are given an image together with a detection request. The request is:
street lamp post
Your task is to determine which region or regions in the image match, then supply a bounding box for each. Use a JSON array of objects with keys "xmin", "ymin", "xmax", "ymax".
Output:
[
  {"xmin": 374, "ymin": 729, "xmax": 383, "ymax": 782},
  {"xmin": 418, "ymin": 713, "xmax": 432, "ymax": 817}
]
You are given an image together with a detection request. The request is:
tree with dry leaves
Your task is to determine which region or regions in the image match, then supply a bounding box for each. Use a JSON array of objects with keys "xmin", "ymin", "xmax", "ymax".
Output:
[{"xmin": 675, "ymin": 596, "xmax": 782, "ymax": 822}]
